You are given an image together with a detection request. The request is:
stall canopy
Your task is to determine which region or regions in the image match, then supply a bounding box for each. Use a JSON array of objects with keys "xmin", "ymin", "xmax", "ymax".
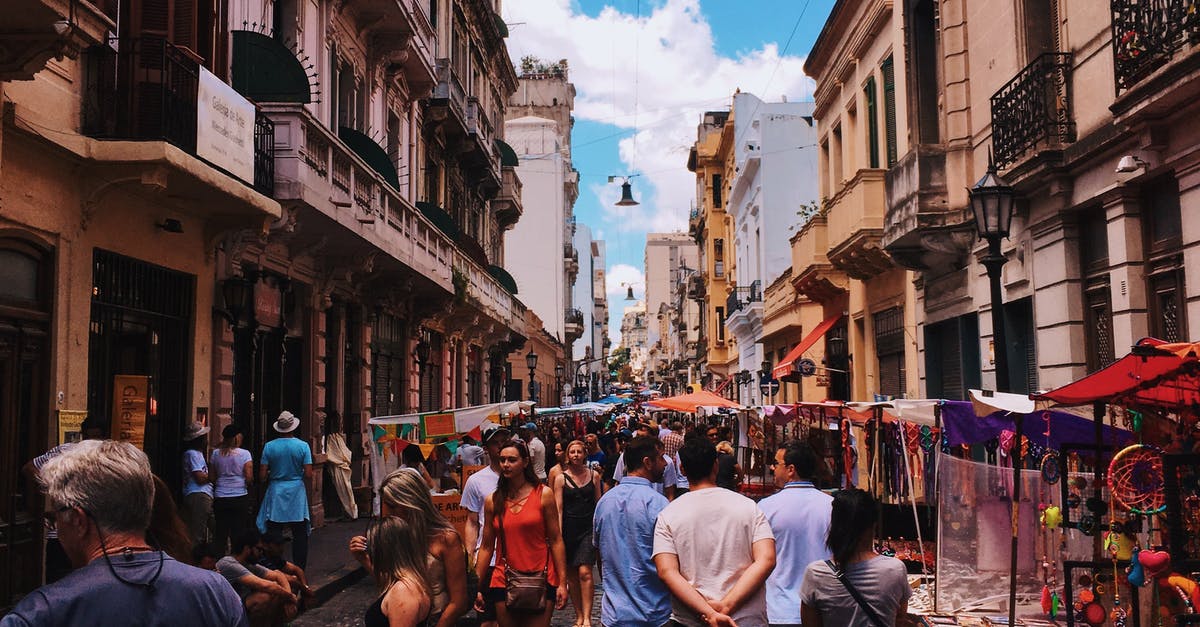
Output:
[
  {"xmin": 595, "ymin": 394, "xmax": 630, "ymax": 405},
  {"xmin": 772, "ymin": 313, "xmax": 844, "ymax": 379},
  {"xmin": 648, "ymin": 390, "xmax": 742, "ymax": 413},
  {"xmin": 1033, "ymin": 338, "xmax": 1200, "ymax": 408},
  {"xmin": 369, "ymin": 401, "xmax": 532, "ymax": 434}
]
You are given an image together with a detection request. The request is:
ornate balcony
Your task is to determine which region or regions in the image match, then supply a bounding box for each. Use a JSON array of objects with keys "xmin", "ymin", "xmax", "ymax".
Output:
[
  {"xmin": 825, "ymin": 169, "xmax": 893, "ymax": 280},
  {"xmin": 790, "ymin": 214, "xmax": 848, "ymax": 303},
  {"xmin": 465, "ymin": 97, "xmax": 501, "ymax": 190},
  {"xmin": 1110, "ymin": 0, "xmax": 1200, "ymax": 119},
  {"xmin": 882, "ymin": 147, "xmax": 974, "ymax": 272},
  {"xmin": 429, "ymin": 58, "xmax": 468, "ymax": 132},
  {"xmin": 494, "ymin": 164, "xmax": 523, "ymax": 229},
  {"xmin": 564, "ymin": 244, "xmax": 579, "ymax": 277},
  {"xmin": 564, "ymin": 308, "xmax": 584, "ymax": 342},
  {"xmin": 990, "ymin": 53, "xmax": 1075, "ymax": 169},
  {"xmin": 262, "ymin": 102, "xmax": 522, "ymax": 332}
]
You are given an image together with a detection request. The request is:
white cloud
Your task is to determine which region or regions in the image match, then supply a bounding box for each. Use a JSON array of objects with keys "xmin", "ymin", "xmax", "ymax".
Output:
[{"xmin": 504, "ymin": 0, "xmax": 815, "ymax": 233}]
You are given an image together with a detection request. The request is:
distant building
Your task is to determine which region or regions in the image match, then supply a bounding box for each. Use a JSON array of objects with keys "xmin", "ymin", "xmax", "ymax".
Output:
[
  {"xmin": 619, "ymin": 302, "xmax": 649, "ymax": 381},
  {"xmin": 643, "ymin": 234, "xmax": 700, "ymax": 394}
]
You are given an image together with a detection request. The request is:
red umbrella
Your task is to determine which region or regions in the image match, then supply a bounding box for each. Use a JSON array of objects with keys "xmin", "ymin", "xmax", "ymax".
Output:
[
  {"xmin": 1033, "ymin": 338, "xmax": 1200, "ymax": 408},
  {"xmin": 647, "ymin": 390, "xmax": 741, "ymax": 413}
]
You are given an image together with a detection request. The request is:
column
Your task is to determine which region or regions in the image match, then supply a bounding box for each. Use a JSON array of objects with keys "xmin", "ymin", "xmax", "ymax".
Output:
[
  {"xmin": 1029, "ymin": 211, "xmax": 1087, "ymax": 391},
  {"xmin": 1102, "ymin": 188, "xmax": 1149, "ymax": 351},
  {"xmin": 1174, "ymin": 159, "xmax": 1200, "ymax": 335}
]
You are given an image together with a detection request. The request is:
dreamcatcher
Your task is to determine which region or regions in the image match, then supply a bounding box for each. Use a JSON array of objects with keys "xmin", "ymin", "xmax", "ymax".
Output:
[{"xmin": 1108, "ymin": 443, "xmax": 1167, "ymax": 516}]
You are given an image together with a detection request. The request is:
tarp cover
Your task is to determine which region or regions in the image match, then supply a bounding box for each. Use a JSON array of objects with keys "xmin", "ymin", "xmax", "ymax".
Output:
[
  {"xmin": 1033, "ymin": 338, "xmax": 1200, "ymax": 408},
  {"xmin": 939, "ymin": 401, "xmax": 1134, "ymax": 449},
  {"xmin": 647, "ymin": 390, "xmax": 742, "ymax": 413}
]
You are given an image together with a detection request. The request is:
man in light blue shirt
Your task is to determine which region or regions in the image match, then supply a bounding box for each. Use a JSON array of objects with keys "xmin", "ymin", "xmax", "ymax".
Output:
[
  {"xmin": 593, "ymin": 435, "xmax": 671, "ymax": 627},
  {"xmin": 757, "ymin": 441, "xmax": 833, "ymax": 627}
]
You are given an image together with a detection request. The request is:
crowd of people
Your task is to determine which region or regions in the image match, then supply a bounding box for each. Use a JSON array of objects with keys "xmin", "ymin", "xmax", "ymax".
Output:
[{"xmin": 4, "ymin": 408, "xmax": 913, "ymax": 627}]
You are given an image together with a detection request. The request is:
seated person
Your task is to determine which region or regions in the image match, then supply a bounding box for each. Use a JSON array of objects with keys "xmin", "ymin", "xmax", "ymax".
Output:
[
  {"xmin": 193, "ymin": 543, "xmax": 222, "ymax": 572},
  {"xmin": 257, "ymin": 529, "xmax": 315, "ymax": 608},
  {"xmin": 217, "ymin": 529, "xmax": 299, "ymax": 627}
]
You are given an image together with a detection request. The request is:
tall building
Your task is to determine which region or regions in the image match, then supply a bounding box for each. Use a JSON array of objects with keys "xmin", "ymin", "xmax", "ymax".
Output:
[
  {"xmin": 644, "ymin": 233, "xmax": 699, "ymax": 386},
  {"xmin": 722, "ymin": 94, "xmax": 820, "ymax": 404},
  {"xmin": 571, "ymin": 223, "xmax": 608, "ymax": 401},
  {"xmin": 503, "ymin": 58, "xmax": 580, "ymax": 360},
  {"xmin": 0, "ymin": 0, "xmax": 544, "ymax": 599},
  {"xmin": 619, "ymin": 301, "xmax": 649, "ymax": 381}
]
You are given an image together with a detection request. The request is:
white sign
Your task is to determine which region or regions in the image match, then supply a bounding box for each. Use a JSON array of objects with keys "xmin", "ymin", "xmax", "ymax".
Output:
[{"xmin": 196, "ymin": 67, "xmax": 256, "ymax": 185}]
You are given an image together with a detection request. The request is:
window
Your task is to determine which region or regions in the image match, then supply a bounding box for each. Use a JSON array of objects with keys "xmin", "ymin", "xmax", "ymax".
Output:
[
  {"xmin": 908, "ymin": 0, "xmax": 940, "ymax": 144},
  {"xmin": 864, "ymin": 76, "xmax": 880, "ymax": 169},
  {"xmin": 924, "ymin": 314, "xmax": 981, "ymax": 400},
  {"xmin": 715, "ymin": 307, "xmax": 725, "ymax": 341},
  {"xmin": 712, "ymin": 174, "xmax": 723, "ymax": 208},
  {"xmin": 372, "ymin": 313, "xmax": 407, "ymax": 417},
  {"xmin": 428, "ymin": 0, "xmax": 437, "ymax": 27},
  {"xmin": 1144, "ymin": 175, "xmax": 1187, "ymax": 342},
  {"xmin": 873, "ymin": 307, "xmax": 905, "ymax": 398},
  {"xmin": 713, "ymin": 239, "xmax": 725, "ymax": 278},
  {"xmin": 831, "ymin": 124, "xmax": 844, "ymax": 186},
  {"xmin": 1079, "ymin": 207, "xmax": 1114, "ymax": 372},
  {"xmin": 882, "ymin": 55, "xmax": 898, "ymax": 167}
]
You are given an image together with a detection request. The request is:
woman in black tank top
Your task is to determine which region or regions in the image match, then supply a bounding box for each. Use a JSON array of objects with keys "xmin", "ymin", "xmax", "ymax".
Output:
[
  {"xmin": 362, "ymin": 517, "xmax": 432, "ymax": 627},
  {"xmin": 552, "ymin": 440, "xmax": 601, "ymax": 627}
]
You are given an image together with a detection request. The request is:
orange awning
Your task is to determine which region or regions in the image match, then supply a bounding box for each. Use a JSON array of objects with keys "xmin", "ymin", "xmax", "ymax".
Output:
[
  {"xmin": 772, "ymin": 313, "xmax": 844, "ymax": 379},
  {"xmin": 647, "ymin": 390, "xmax": 742, "ymax": 413}
]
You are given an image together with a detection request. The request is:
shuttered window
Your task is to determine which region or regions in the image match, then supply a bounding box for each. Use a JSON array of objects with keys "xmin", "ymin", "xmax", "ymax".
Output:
[
  {"xmin": 1144, "ymin": 175, "xmax": 1188, "ymax": 343},
  {"xmin": 873, "ymin": 307, "xmax": 905, "ymax": 398},
  {"xmin": 1083, "ymin": 279, "xmax": 1114, "ymax": 372},
  {"xmin": 864, "ymin": 76, "xmax": 880, "ymax": 169},
  {"xmin": 881, "ymin": 56, "xmax": 898, "ymax": 168},
  {"xmin": 712, "ymin": 174, "xmax": 723, "ymax": 208},
  {"xmin": 372, "ymin": 313, "xmax": 407, "ymax": 416},
  {"xmin": 419, "ymin": 330, "xmax": 443, "ymax": 412}
]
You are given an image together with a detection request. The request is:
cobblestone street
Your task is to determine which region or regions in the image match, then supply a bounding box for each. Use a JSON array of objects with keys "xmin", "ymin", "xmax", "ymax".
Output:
[{"xmin": 294, "ymin": 575, "xmax": 603, "ymax": 627}]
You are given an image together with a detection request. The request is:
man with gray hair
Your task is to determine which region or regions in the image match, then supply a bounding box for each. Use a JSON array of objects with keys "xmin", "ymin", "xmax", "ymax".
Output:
[{"xmin": 2, "ymin": 440, "xmax": 247, "ymax": 626}]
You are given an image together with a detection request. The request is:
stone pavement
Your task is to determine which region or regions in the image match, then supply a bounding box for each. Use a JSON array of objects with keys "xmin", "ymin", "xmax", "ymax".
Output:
[
  {"xmin": 294, "ymin": 569, "xmax": 604, "ymax": 627},
  {"xmin": 298, "ymin": 518, "xmax": 371, "ymax": 603}
]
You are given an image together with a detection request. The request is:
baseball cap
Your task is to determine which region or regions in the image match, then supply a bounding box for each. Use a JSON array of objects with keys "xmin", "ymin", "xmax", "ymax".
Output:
[
  {"xmin": 482, "ymin": 427, "xmax": 512, "ymax": 443},
  {"xmin": 521, "ymin": 422, "xmax": 537, "ymax": 431}
]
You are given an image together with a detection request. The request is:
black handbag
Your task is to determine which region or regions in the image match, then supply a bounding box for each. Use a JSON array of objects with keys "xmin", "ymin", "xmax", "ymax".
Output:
[
  {"xmin": 499, "ymin": 486, "xmax": 549, "ymax": 612},
  {"xmin": 825, "ymin": 559, "xmax": 888, "ymax": 627}
]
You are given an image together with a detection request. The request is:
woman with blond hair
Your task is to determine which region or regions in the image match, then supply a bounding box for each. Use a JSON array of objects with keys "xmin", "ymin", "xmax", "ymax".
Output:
[
  {"xmin": 551, "ymin": 440, "xmax": 600, "ymax": 627},
  {"xmin": 715, "ymin": 440, "xmax": 743, "ymax": 492},
  {"xmin": 350, "ymin": 468, "xmax": 469, "ymax": 627},
  {"xmin": 364, "ymin": 516, "xmax": 433, "ymax": 627}
]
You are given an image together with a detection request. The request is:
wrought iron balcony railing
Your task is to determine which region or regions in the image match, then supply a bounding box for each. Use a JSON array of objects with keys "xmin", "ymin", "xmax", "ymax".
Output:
[
  {"xmin": 1111, "ymin": 0, "xmax": 1200, "ymax": 95},
  {"xmin": 990, "ymin": 52, "xmax": 1075, "ymax": 169},
  {"xmin": 724, "ymin": 280, "xmax": 762, "ymax": 320},
  {"xmin": 565, "ymin": 308, "xmax": 584, "ymax": 326}
]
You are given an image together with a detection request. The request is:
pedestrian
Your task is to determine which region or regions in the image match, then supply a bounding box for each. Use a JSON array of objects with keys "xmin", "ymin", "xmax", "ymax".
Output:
[
  {"xmin": 217, "ymin": 529, "xmax": 299, "ymax": 626},
  {"xmin": 715, "ymin": 441, "xmax": 742, "ymax": 492},
  {"xmin": 21, "ymin": 424, "xmax": 103, "ymax": 584},
  {"xmin": 592, "ymin": 435, "xmax": 671, "ymax": 627},
  {"xmin": 1, "ymin": 440, "xmax": 247, "ymax": 626},
  {"xmin": 352, "ymin": 467, "xmax": 470, "ymax": 627},
  {"xmin": 547, "ymin": 440, "xmax": 567, "ymax": 488},
  {"xmin": 549, "ymin": 424, "xmax": 566, "ymax": 443},
  {"xmin": 149, "ymin": 474, "xmax": 195, "ymax": 564},
  {"xmin": 364, "ymin": 516, "xmax": 434, "ymax": 627},
  {"xmin": 181, "ymin": 421, "xmax": 213, "ymax": 545},
  {"xmin": 256, "ymin": 410, "xmax": 312, "ymax": 569},
  {"xmin": 613, "ymin": 438, "xmax": 679, "ymax": 500},
  {"xmin": 474, "ymin": 440, "xmax": 569, "ymax": 627},
  {"xmin": 799, "ymin": 488, "xmax": 910, "ymax": 627},
  {"xmin": 758, "ymin": 441, "xmax": 833, "ymax": 627},
  {"xmin": 456, "ymin": 434, "xmax": 486, "ymax": 467},
  {"xmin": 653, "ymin": 436, "xmax": 776, "ymax": 627},
  {"xmin": 461, "ymin": 426, "xmax": 512, "ymax": 627},
  {"xmin": 401, "ymin": 444, "xmax": 438, "ymax": 491},
  {"xmin": 552, "ymin": 440, "xmax": 600, "ymax": 627},
  {"xmin": 583, "ymin": 433, "xmax": 605, "ymax": 468},
  {"xmin": 520, "ymin": 422, "xmax": 548, "ymax": 481},
  {"xmin": 211, "ymin": 424, "xmax": 254, "ymax": 554},
  {"xmin": 258, "ymin": 530, "xmax": 316, "ymax": 610}
]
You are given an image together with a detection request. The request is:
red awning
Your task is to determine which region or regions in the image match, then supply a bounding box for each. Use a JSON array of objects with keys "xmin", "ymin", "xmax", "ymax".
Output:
[
  {"xmin": 647, "ymin": 390, "xmax": 742, "ymax": 413},
  {"xmin": 772, "ymin": 313, "xmax": 844, "ymax": 379},
  {"xmin": 1033, "ymin": 338, "xmax": 1200, "ymax": 408}
]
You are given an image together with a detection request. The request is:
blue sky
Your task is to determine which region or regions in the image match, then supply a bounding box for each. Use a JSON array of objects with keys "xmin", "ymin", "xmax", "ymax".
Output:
[{"xmin": 502, "ymin": 0, "xmax": 836, "ymax": 345}]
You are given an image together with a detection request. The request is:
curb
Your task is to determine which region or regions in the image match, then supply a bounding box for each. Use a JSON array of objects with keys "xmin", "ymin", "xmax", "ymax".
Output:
[{"xmin": 312, "ymin": 565, "xmax": 368, "ymax": 605}]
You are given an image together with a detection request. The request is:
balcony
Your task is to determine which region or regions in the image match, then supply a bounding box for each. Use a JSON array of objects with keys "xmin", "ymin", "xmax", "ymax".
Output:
[
  {"xmin": 882, "ymin": 147, "xmax": 975, "ymax": 272},
  {"xmin": 262, "ymin": 102, "xmax": 521, "ymax": 331},
  {"xmin": 79, "ymin": 37, "xmax": 278, "ymax": 212},
  {"xmin": 494, "ymin": 164, "xmax": 523, "ymax": 228},
  {"xmin": 1, "ymin": 0, "xmax": 111, "ymax": 81},
  {"xmin": 1110, "ymin": 0, "xmax": 1200, "ymax": 120},
  {"xmin": 824, "ymin": 169, "xmax": 893, "ymax": 280},
  {"xmin": 565, "ymin": 308, "xmax": 584, "ymax": 341},
  {"xmin": 687, "ymin": 274, "xmax": 706, "ymax": 301},
  {"xmin": 564, "ymin": 244, "xmax": 579, "ymax": 277},
  {"xmin": 791, "ymin": 214, "xmax": 848, "ymax": 303},
  {"xmin": 990, "ymin": 53, "xmax": 1075, "ymax": 170},
  {"xmin": 465, "ymin": 97, "xmax": 501, "ymax": 188},
  {"xmin": 725, "ymin": 280, "xmax": 762, "ymax": 333},
  {"xmin": 430, "ymin": 58, "xmax": 468, "ymax": 131}
]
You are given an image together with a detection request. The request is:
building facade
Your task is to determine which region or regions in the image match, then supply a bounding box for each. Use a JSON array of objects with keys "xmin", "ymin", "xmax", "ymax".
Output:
[
  {"xmin": 643, "ymin": 233, "xmax": 699, "ymax": 391},
  {"xmin": 619, "ymin": 301, "xmax": 649, "ymax": 381},
  {"xmin": 571, "ymin": 222, "xmax": 608, "ymax": 402},
  {"xmin": 0, "ymin": 0, "xmax": 541, "ymax": 601}
]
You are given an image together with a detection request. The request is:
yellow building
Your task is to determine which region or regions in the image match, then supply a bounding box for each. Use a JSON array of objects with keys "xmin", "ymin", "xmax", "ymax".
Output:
[
  {"xmin": 803, "ymin": 1, "xmax": 920, "ymax": 401},
  {"xmin": 686, "ymin": 110, "xmax": 736, "ymax": 389}
]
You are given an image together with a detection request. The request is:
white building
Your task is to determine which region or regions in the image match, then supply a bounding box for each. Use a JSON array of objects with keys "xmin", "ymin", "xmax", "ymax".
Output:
[
  {"xmin": 644, "ymin": 233, "xmax": 699, "ymax": 377},
  {"xmin": 571, "ymin": 223, "xmax": 608, "ymax": 400},
  {"xmin": 504, "ymin": 62, "xmax": 580, "ymax": 348},
  {"xmin": 724, "ymin": 93, "xmax": 819, "ymax": 404}
]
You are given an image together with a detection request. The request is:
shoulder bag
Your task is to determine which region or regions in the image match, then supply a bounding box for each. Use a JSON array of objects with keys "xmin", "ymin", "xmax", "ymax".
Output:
[
  {"xmin": 824, "ymin": 559, "xmax": 888, "ymax": 627},
  {"xmin": 500, "ymin": 485, "xmax": 550, "ymax": 612}
]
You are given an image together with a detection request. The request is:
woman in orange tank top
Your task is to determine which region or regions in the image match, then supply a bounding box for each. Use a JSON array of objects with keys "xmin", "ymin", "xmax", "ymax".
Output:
[{"xmin": 474, "ymin": 440, "xmax": 569, "ymax": 627}]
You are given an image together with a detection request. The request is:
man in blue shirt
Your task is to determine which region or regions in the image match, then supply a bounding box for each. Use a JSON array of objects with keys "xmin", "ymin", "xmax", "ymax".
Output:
[
  {"xmin": 756, "ymin": 441, "xmax": 833, "ymax": 627},
  {"xmin": 593, "ymin": 435, "xmax": 671, "ymax": 627}
]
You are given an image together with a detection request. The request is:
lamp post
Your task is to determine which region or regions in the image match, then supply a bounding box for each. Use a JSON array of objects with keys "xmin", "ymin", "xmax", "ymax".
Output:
[
  {"xmin": 554, "ymin": 363, "xmax": 564, "ymax": 405},
  {"xmin": 969, "ymin": 155, "xmax": 1018, "ymax": 626},
  {"xmin": 525, "ymin": 349, "xmax": 539, "ymax": 403}
]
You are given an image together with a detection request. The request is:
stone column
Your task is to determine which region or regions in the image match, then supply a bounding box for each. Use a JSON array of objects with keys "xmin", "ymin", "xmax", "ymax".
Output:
[
  {"xmin": 1173, "ymin": 158, "xmax": 1200, "ymax": 335},
  {"xmin": 1029, "ymin": 211, "xmax": 1087, "ymax": 390},
  {"xmin": 1101, "ymin": 188, "xmax": 1149, "ymax": 351}
]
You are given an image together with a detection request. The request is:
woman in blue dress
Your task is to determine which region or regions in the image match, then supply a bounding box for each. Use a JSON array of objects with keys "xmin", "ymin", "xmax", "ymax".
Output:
[{"xmin": 256, "ymin": 410, "xmax": 313, "ymax": 569}]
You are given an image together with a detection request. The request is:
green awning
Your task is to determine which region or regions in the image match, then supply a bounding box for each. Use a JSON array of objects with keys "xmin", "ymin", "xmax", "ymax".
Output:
[
  {"xmin": 495, "ymin": 139, "xmax": 519, "ymax": 167},
  {"xmin": 417, "ymin": 201, "xmax": 460, "ymax": 239},
  {"xmin": 488, "ymin": 265, "xmax": 519, "ymax": 294},
  {"xmin": 339, "ymin": 127, "xmax": 400, "ymax": 190},
  {"xmin": 494, "ymin": 13, "xmax": 510, "ymax": 38},
  {"xmin": 231, "ymin": 30, "xmax": 311, "ymax": 103}
]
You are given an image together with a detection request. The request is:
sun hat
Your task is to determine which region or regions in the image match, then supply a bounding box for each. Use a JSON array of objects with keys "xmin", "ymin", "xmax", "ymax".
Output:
[
  {"xmin": 182, "ymin": 422, "xmax": 209, "ymax": 441},
  {"xmin": 273, "ymin": 410, "xmax": 299, "ymax": 433}
]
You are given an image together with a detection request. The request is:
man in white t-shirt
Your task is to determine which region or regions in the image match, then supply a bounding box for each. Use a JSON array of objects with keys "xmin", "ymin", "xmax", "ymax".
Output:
[
  {"xmin": 653, "ymin": 437, "xmax": 776, "ymax": 627},
  {"xmin": 520, "ymin": 422, "xmax": 547, "ymax": 480},
  {"xmin": 459, "ymin": 426, "xmax": 511, "ymax": 627}
]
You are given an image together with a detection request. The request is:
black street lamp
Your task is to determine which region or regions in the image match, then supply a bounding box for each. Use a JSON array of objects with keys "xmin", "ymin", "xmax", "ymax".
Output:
[
  {"xmin": 969, "ymin": 155, "xmax": 1018, "ymax": 626},
  {"xmin": 526, "ymin": 349, "xmax": 538, "ymax": 402}
]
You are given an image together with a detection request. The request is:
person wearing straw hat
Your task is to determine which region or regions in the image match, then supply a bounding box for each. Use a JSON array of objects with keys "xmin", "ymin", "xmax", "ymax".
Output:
[
  {"xmin": 181, "ymin": 421, "xmax": 213, "ymax": 545},
  {"xmin": 256, "ymin": 411, "xmax": 313, "ymax": 569}
]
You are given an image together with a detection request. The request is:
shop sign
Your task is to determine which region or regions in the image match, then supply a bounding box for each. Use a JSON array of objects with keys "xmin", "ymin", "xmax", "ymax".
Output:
[
  {"xmin": 421, "ymin": 412, "xmax": 456, "ymax": 440},
  {"xmin": 254, "ymin": 280, "xmax": 281, "ymax": 329},
  {"xmin": 111, "ymin": 375, "xmax": 150, "ymax": 450},
  {"xmin": 431, "ymin": 494, "xmax": 470, "ymax": 537},
  {"xmin": 196, "ymin": 67, "xmax": 255, "ymax": 184},
  {"xmin": 57, "ymin": 409, "xmax": 88, "ymax": 445}
]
